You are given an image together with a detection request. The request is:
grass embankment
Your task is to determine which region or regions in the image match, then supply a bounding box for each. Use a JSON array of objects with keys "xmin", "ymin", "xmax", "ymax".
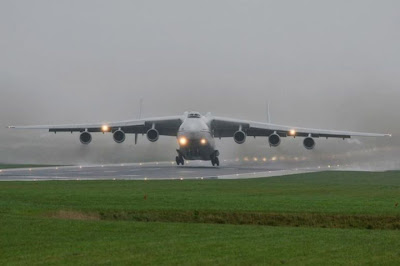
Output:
[{"xmin": 1, "ymin": 171, "xmax": 400, "ymax": 264}]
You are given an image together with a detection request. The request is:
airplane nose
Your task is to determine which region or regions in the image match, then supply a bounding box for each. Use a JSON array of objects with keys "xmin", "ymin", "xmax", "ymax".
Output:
[
  {"xmin": 178, "ymin": 131, "xmax": 209, "ymax": 145},
  {"xmin": 184, "ymin": 124, "xmax": 198, "ymax": 133},
  {"xmin": 181, "ymin": 128, "xmax": 198, "ymax": 138},
  {"xmin": 180, "ymin": 132, "xmax": 197, "ymax": 140}
]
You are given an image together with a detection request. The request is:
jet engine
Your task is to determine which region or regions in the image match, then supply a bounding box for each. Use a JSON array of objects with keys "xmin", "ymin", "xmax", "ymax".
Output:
[
  {"xmin": 268, "ymin": 133, "xmax": 281, "ymax": 147},
  {"xmin": 303, "ymin": 137, "xmax": 315, "ymax": 150},
  {"xmin": 233, "ymin": 130, "xmax": 246, "ymax": 144},
  {"xmin": 146, "ymin": 128, "xmax": 159, "ymax": 142},
  {"xmin": 80, "ymin": 132, "xmax": 92, "ymax": 145},
  {"xmin": 113, "ymin": 130, "xmax": 126, "ymax": 143}
]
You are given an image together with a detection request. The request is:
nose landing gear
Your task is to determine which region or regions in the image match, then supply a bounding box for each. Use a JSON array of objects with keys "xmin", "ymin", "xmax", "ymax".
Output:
[
  {"xmin": 175, "ymin": 150, "xmax": 185, "ymax": 166},
  {"xmin": 211, "ymin": 156, "xmax": 219, "ymax": 167},
  {"xmin": 175, "ymin": 150, "xmax": 220, "ymax": 167},
  {"xmin": 175, "ymin": 156, "xmax": 185, "ymax": 166},
  {"xmin": 210, "ymin": 150, "xmax": 220, "ymax": 167}
]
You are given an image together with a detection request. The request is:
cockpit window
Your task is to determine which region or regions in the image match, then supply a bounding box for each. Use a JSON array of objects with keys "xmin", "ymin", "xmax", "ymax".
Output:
[{"xmin": 188, "ymin": 113, "xmax": 201, "ymax": 118}]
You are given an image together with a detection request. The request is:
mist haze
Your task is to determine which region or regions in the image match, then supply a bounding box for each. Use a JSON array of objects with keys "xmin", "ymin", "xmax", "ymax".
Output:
[{"xmin": 1, "ymin": 0, "xmax": 399, "ymax": 169}]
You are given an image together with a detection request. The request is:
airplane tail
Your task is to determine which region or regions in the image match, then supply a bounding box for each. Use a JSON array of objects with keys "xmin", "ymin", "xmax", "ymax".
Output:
[
  {"xmin": 266, "ymin": 100, "xmax": 271, "ymax": 123},
  {"xmin": 138, "ymin": 98, "xmax": 143, "ymax": 119}
]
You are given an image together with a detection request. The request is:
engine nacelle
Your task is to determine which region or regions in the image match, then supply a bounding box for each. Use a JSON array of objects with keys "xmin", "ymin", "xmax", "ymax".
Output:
[
  {"xmin": 303, "ymin": 137, "xmax": 315, "ymax": 150},
  {"xmin": 80, "ymin": 132, "xmax": 92, "ymax": 145},
  {"xmin": 113, "ymin": 130, "xmax": 126, "ymax": 144},
  {"xmin": 146, "ymin": 128, "xmax": 159, "ymax": 142},
  {"xmin": 233, "ymin": 130, "xmax": 246, "ymax": 144},
  {"xmin": 268, "ymin": 133, "xmax": 281, "ymax": 147}
]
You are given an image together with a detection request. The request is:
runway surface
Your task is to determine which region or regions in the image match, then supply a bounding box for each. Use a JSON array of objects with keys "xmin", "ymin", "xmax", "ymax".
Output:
[{"xmin": 0, "ymin": 160, "xmax": 325, "ymax": 181}]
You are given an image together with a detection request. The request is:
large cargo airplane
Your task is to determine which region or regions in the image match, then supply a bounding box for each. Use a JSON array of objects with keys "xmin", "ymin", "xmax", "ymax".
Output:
[{"xmin": 9, "ymin": 111, "xmax": 390, "ymax": 166}]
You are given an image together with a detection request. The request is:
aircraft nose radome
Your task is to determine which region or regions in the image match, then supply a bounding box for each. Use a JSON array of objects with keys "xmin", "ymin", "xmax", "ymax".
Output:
[
  {"xmin": 183, "ymin": 124, "xmax": 200, "ymax": 133},
  {"xmin": 180, "ymin": 130, "xmax": 207, "ymax": 139},
  {"xmin": 186, "ymin": 132, "xmax": 197, "ymax": 139}
]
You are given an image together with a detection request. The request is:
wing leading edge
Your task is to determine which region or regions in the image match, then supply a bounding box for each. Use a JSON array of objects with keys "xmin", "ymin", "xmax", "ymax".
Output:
[
  {"xmin": 210, "ymin": 117, "xmax": 391, "ymax": 139},
  {"xmin": 8, "ymin": 116, "xmax": 183, "ymax": 137}
]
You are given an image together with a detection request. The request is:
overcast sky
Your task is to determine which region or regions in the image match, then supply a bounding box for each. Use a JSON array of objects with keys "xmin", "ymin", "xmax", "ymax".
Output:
[{"xmin": 1, "ymin": 0, "xmax": 399, "ymax": 167}]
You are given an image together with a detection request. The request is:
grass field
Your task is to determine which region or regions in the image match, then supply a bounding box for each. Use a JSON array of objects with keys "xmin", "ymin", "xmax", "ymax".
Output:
[{"xmin": 1, "ymin": 171, "xmax": 400, "ymax": 265}]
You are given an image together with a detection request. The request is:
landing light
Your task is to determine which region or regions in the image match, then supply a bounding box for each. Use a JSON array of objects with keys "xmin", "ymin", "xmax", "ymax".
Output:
[
  {"xmin": 289, "ymin": 129, "xmax": 296, "ymax": 136},
  {"xmin": 101, "ymin": 125, "xmax": 110, "ymax": 132},
  {"xmin": 200, "ymin": 138, "xmax": 207, "ymax": 145},
  {"xmin": 179, "ymin": 137, "xmax": 188, "ymax": 146}
]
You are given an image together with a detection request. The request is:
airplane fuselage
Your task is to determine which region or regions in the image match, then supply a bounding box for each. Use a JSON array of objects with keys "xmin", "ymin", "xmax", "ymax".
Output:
[{"xmin": 176, "ymin": 114, "xmax": 216, "ymax": 161}]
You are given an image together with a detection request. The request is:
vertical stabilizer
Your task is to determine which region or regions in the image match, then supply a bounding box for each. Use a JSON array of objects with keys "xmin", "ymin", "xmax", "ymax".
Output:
[
  {"xmin": 266, "ymin": 100, "xmax": 271, "ymax": 123},
  {"xmin": 138, "ymin": 98, "xmax": 143, "ymax": 119}
]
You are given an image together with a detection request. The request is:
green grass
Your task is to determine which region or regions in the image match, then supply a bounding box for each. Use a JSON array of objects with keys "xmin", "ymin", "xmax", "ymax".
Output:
[
  {"xmin": 2, "ymin": 216, "xmax": 400, "ymax": 265},
  {"xmin": 1, "ymin": 171, "xmax": 400, "ymax": 265}
]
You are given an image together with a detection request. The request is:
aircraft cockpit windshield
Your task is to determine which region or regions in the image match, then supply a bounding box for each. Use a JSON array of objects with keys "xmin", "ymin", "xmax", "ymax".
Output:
[{"xmin": 188, "ymin": 113, "xmax": 201, "ymax": 118}]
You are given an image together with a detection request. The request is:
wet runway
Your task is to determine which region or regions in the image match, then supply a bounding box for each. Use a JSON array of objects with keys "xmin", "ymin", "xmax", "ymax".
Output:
[{"xmin": 0, "ymin": 161, "xmax": 322, "ymax": 181}]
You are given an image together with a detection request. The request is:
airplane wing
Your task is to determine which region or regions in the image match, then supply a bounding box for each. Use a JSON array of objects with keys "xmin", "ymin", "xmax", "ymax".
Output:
[
  {"xmin": 210, "ymin": 117, "xmax": 391, "ymax": 139},
  {"xmin": 8, "ymin": 116, "xmax": 183, "ymax": 136}
]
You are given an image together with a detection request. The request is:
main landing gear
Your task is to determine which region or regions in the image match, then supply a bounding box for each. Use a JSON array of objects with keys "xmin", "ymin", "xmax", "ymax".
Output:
[{"xmin": 175, "ymin": 156, "xmax": 185, "ymax": 166}]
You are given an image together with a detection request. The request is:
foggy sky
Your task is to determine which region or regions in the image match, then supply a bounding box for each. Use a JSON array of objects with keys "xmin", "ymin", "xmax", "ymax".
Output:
[{"xmin": 1, "ymin": 0, "xmax": 399, "ymax": 168}]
